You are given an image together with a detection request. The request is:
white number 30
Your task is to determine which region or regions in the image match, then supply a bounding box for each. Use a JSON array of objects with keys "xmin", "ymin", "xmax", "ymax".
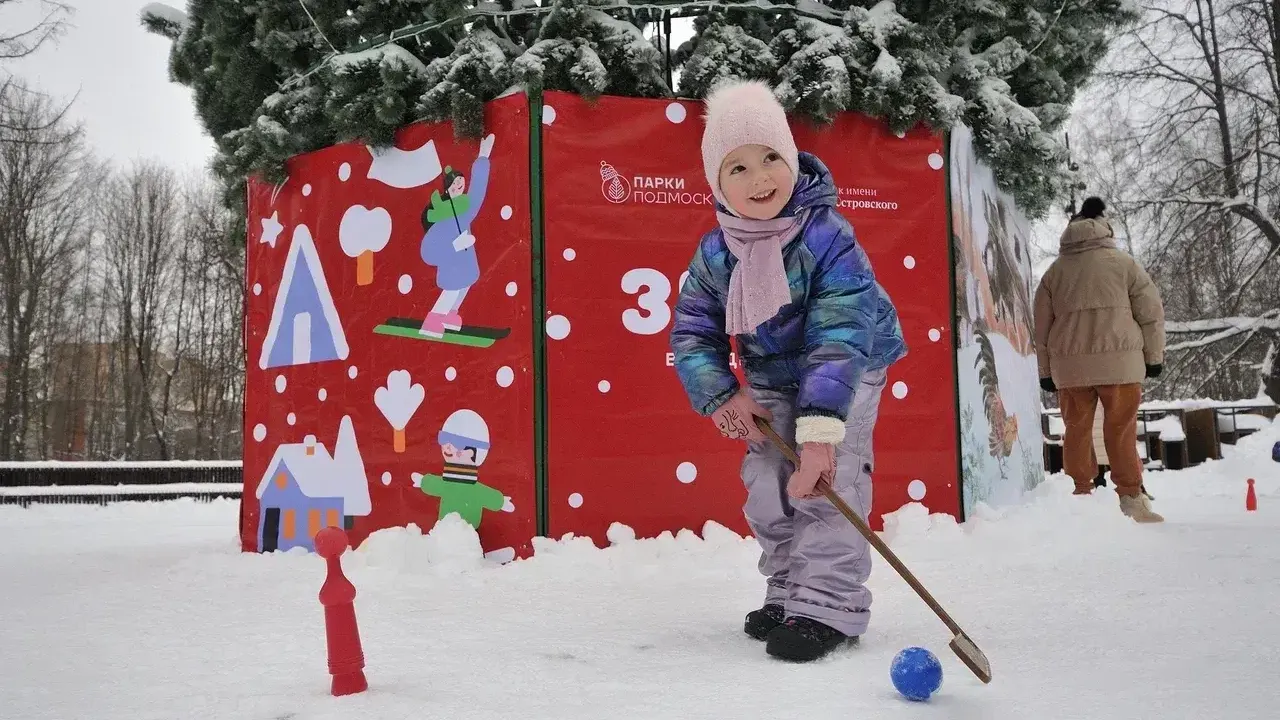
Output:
[{"xmin": 621, "ymin": 268, "xmax": 690, "ymax": 335}]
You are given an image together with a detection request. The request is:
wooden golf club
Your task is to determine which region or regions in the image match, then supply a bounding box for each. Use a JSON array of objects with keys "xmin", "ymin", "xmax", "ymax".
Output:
[{"xmin": 754, "ymin": 415, "xmax": 992, "ymax": 684}]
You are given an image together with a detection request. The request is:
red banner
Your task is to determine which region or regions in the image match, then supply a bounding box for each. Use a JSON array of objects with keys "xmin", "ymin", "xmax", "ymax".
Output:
[
  {"xmin": 539, "ymin": 91, "xmax": 958, "ymax": 544},
  {"xmin": 790, "ymin": 115, "xmax": 960, "ymax": 523},
  {"xmin": 243, "ymin": 93, "xmax": 536, "ymax": 562}
]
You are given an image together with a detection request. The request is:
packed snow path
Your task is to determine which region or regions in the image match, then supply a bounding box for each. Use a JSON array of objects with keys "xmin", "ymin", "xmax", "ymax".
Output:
[{"xmin": 2, "ymin": 428, "xmax": 1278, "ymax": 720}]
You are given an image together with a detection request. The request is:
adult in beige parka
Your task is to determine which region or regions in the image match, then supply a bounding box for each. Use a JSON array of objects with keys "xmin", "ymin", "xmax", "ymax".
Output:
[{"xmin": 1034, "ymin": 197, "xmax": 1166, "ymax": 523}]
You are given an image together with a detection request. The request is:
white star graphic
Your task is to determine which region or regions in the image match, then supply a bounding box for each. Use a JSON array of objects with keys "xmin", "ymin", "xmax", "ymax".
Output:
[{"xmin": 260, "ymin": 211, "xmax": 284, "ymax": 248}]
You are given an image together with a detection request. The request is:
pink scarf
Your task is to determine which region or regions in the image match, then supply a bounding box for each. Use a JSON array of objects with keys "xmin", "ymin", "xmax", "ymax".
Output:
[{"xmin": 717, "ymin": 209, "xmax": 808, "ymax": 335}]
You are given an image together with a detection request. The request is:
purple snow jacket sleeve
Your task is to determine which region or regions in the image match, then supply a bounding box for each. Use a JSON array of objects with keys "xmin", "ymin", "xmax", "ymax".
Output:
[{"xmin": 670, "ymin": 236, "xmax": 740, "ymax": 416}]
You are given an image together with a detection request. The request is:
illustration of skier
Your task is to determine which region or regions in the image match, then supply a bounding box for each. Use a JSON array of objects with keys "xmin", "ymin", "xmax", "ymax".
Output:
[
  {"xmin": 418, "ymin": 134, "xmax": 495, "ymax": 338},
  {"xmin": 417, "ymin": 409, "xmax": 505, "ymax": 528}
]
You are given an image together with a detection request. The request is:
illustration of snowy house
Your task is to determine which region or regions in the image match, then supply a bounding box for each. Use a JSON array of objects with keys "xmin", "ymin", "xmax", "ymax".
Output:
[
  {"xmin": 255, "ymin": 415, "xmax": 371, "ymax": 552},
  {"xmin": 259, "ymin": 224, "xmax": 349, "ymax": 369}
]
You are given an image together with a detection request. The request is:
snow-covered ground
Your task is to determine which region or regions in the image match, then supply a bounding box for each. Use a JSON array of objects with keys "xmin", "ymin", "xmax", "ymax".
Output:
[{"xmin": 2, "ymin": 424, "xmax": 1279, "ymax": 720}]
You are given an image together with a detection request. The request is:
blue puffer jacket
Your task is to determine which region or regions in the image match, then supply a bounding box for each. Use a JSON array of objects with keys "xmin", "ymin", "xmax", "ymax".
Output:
[{"xmin": 670, "ymin": 152, "xmax": 907, "ymax": 422}]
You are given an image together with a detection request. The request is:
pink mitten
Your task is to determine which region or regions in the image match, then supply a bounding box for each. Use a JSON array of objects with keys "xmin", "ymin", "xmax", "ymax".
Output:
[
  {"xmin": 787, "ymin": 443, "xmax": 836, "ymax": 499},
  {"xmin": 711, "ymin": 389, "xmax": 773, "ymax": 442}
]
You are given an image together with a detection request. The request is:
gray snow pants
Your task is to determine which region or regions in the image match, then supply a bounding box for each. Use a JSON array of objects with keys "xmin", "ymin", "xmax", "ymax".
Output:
[{"xmin": 742, "ymin": 367, "xmax": 886, "ymax": 637}]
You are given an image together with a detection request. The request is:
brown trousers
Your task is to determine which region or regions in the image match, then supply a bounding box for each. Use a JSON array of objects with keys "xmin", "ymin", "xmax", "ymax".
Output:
[{"xmin": 1059, "ymin": 384, "xmax": 1144, "ymax": 497}]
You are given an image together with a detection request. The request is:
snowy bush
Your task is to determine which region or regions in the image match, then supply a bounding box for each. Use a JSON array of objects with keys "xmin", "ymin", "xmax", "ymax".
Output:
[{"xmin": 147, "ymin": 0, "xmax": 1138, "ymax": 221}]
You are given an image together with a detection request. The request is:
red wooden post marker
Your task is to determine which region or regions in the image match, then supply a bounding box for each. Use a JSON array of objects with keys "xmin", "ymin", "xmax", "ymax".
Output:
[
  {"xmin": 315, "ymin": 527, "xmax": 368, "ymax": 696},
  {"xmin": 1246, "ymin": 478, "xmax": 1257, "ymax": 512}
]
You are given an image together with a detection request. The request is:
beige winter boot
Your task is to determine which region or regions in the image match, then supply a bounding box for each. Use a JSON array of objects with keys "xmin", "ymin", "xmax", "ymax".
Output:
[{"xmin": 1119, "ymin": 493, "xmax": 1164, "ymax": 523}]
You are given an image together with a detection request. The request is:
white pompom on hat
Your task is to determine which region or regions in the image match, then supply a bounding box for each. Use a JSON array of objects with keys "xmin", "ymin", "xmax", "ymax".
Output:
[{"xmin": 700, "ymin": 79, "xmax": 800, "ymax": 213}]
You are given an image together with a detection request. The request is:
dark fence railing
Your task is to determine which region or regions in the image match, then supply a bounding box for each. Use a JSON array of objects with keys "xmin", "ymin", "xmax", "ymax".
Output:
[
  {"xmin": 0, "ymin": 461, "xmax": 243, "ymax": 507},
  {"xmin": 1041, "ymin": 400, "xmax": 1277, "ymax": 474}
]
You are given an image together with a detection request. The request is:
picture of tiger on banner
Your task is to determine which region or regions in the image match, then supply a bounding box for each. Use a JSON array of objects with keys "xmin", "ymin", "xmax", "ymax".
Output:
[{"xmin": 949, "ymin": 125, "xmax": 1046, "ymax": 515}]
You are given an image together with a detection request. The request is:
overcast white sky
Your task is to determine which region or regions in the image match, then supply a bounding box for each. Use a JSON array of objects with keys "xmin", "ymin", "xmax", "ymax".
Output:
[{"xmin": 3, "ymin": 0, "xmax": 215, "ymax": 172}]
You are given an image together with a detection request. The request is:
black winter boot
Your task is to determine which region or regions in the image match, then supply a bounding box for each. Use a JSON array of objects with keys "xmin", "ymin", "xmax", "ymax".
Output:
[
  {"xmin": 743, "ymin": 604, "xmax": 784, "ymax": 640},
  {"xmin": 765, "ymin": 616, "xmax": 858, "ymax": 661}
]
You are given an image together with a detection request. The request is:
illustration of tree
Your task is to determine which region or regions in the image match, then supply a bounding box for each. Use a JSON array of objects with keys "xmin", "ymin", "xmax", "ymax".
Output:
[
  {"xmin": 374, "ymin": 370, "xmax": 425, "ymax": 453},
  {"xmin": 338, "ymin": 204, "xmax": 392, "ymax": 286}
]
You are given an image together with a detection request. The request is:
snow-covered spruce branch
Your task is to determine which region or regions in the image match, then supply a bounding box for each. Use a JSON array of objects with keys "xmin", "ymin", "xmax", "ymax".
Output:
[
  {"xmin": 1011, "ymin": 0, "xmax": 1069, "ymax": 72},
  {"xmin": 279, "ymin": 0, "xmax": 843, "ymax": 91},
  {"xmin": 139, "ymin": 3, "xmax": 190, "ymax": 41}
]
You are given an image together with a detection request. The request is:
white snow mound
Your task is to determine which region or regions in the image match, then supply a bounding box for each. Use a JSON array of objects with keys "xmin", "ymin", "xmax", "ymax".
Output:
[
  {"xmin": 355, "ymin": 515, "xmax": 486, "ymax": 575},
  {"xmin": 3, "ymin": 421, "xmax": 1280, "ymax": 720}
]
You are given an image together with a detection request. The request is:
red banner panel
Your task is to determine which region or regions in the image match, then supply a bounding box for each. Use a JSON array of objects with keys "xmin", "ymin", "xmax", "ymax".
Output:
[
  {"xmin": 539, "ymin": 90, "xmax": 958, "ymax": 545},
  {"xmin": 790, "ymin": 116, "xmax": 960, "ymax": 522},
  {"xmin": 243, "ymin": 93, "xmax": 536, "ymax": 562}
]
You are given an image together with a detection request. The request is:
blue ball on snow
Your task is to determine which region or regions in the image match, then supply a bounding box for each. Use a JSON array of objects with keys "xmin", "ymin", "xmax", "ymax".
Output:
[{"xmin": 890, "ymin": 646, "xmax": 943, "ymax": 701}]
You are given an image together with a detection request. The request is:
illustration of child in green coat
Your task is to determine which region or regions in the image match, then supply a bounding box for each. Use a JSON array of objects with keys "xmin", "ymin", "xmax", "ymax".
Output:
[{"xmin": 418, "ymin": 409, "xmax": 505, "ymax": 528}]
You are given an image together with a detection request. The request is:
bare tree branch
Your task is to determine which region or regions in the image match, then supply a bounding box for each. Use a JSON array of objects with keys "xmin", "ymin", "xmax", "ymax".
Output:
[
  {"xmin": 1078, "ymin": 0, "xmax": 1279, "ymax": 400},
  {"xmin": 0, "ymin": 1, "xmax": 72, "ymax": 60},
  {"xmin": 0, "ymin": 77, "xmax": 96, "ymax": 458}
]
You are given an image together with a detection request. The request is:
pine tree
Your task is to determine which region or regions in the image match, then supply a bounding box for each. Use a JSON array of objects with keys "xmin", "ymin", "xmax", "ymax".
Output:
[
  {"xmin": 156, "ymin": 0, "xmax": 355, "ymax": 207},
  {"xmin": 348, "ymin": 0, "xmax": 448, "ymax": 44},
  {"xmin": 151, "ymin": 0, "xmax": 465, "ymax": 210},
  {"xmin": 145, "ymin": 0, "xmax": 1136, "ymax": 221}
]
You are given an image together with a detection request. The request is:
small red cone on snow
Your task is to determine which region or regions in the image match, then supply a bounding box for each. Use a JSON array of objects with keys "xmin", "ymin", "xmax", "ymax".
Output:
[
  {"xmin": 315, "ymin": 527, "xmax": 368, "ymax": 696},
  {"xmin": 1246, "ymin": 478, "xmax": 1257, "ymax": 512}
]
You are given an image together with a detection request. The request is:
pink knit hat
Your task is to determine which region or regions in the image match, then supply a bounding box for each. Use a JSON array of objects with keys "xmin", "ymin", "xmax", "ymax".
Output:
[{"xmin": 700, "ymin": 79, "xmax": 800, "ymax": 213}]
